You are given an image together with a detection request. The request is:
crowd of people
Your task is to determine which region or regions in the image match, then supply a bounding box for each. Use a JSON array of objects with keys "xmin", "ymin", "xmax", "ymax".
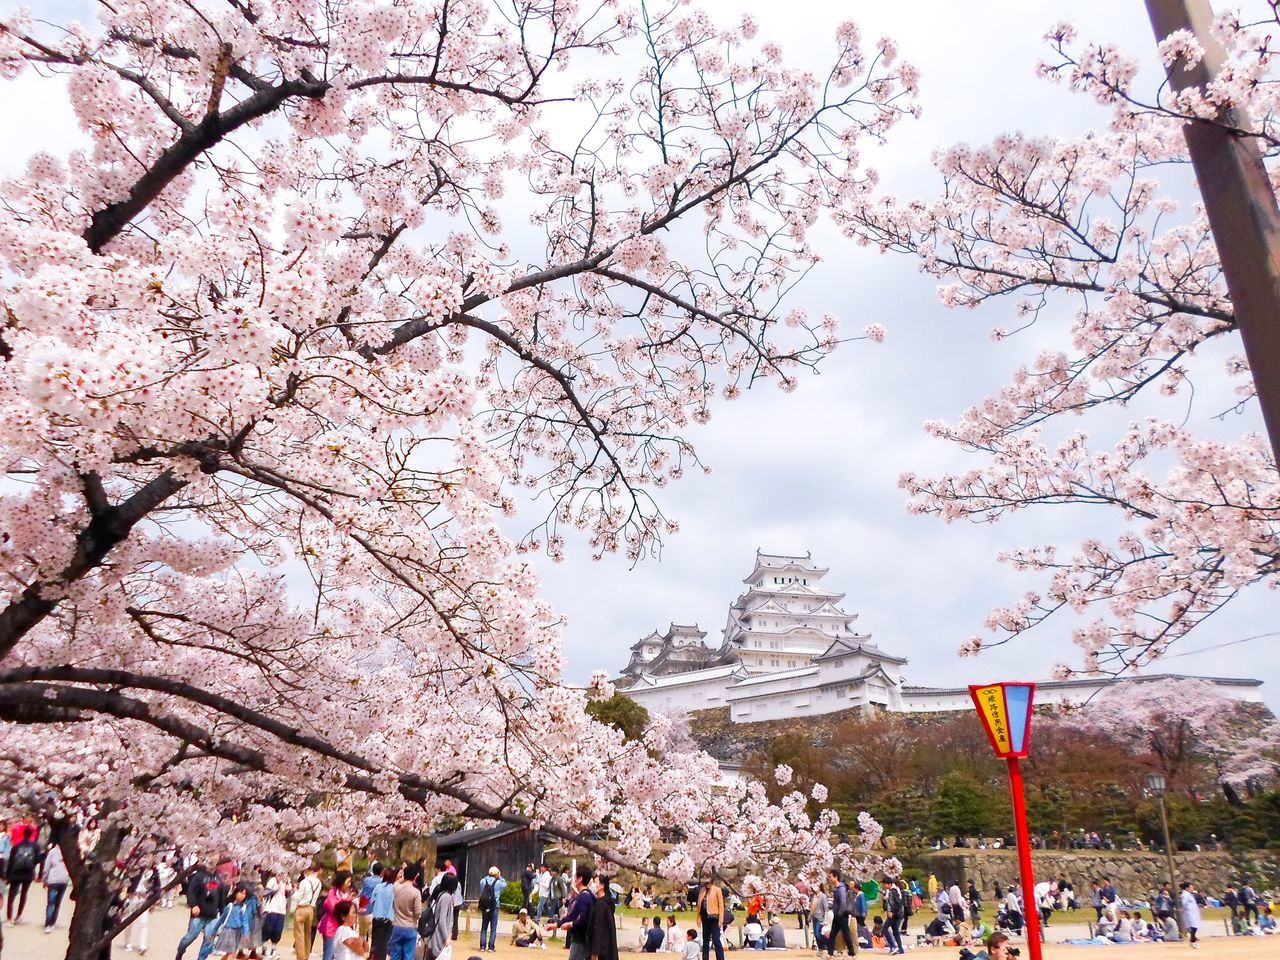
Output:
[{"xmin": 4, "ymin": 814, "xmax": 1280, "ymax": 960}]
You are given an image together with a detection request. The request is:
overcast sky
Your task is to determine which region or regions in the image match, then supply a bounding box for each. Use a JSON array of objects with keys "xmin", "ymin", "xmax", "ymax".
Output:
[
  {"xmin": 526, "ymin": 0, "xmax": 1280, "ymax": 711},
  {"xmin": 5, "ymin": 1, "xmax": 1276, "ymax": 710}
]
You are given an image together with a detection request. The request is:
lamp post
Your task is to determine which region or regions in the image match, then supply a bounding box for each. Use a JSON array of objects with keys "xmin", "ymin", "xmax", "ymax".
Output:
[
  {"xmin": 1145, "ymin": 772, "xmax": 1177, "ymax": 893},
  {"xmin": 969, "ymin": 683, "xmax": 1041, "ymax": 960}
]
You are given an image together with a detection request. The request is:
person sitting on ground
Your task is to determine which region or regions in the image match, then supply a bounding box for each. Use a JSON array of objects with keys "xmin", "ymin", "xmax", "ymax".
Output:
[
  {"xmin": 1258, "ymin": 906, "xmax": 1276, "ymax": 934},
  {"xmin": 743, "ymin": 914, "xmax": 763, "ymax": 949},
  {"xmin": 664, "ymin": 916, "xmax": 683, "ymax": 953},
  {"xmin": 764, "ymin": 916, "xmax": 786, "ymax": 949},
  {"xmin": 637, "ymin": 916, "xmax": 653, "ymax": 951},
  {"xmin": 1160, "ymin": 913, "xmax": 1179, "ymax": 941},
  {"xmin": 870, "ymin": 916, "xmax": 886, "ymax": 950},
  {"xmin": 681, "ymin": 929, "xmax": 700, "ymax": 960},
  {"xmin": 1111, "ymin": 910, "xmax": 1134, "ymax": 943},
  {"xmin": 1095, "ymin": 902, "xmax": 1117, "ymax": 938},
  {"xmin": 925, "ymin": 912, "xmax": 953, "ymax": 942},
  {"xmin": 855, "ymin": 919, "xmax": 871, "ymax": 949},
  {"xmin": 512, "ymin": 908, "xmax": 546, "ymax": 948},
  {"xmin": 644, "ymin": 917, "xmax": 665, "ymax": 953}
]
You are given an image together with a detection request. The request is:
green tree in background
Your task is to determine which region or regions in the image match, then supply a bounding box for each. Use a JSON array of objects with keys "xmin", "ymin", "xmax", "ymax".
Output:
[
  {"xmin": 930, "ymin": 772, "xmax": 1002, "ymax": 837},
  {"xmin": 586, "ymin": 693, "xmax": 650, "ymax": 742}
]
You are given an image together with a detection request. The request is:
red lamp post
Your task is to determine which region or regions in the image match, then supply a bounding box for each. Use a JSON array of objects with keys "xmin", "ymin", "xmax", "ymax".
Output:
[{"xmin": 969, "ymin": 682, "xmax": 1041, "ymax": 960}]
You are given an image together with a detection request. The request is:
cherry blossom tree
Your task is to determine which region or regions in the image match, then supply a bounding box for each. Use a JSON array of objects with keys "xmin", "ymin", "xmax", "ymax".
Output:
[
  {"xmin": 846, "ymin": 14, "xmax": 1279, "ymax": 675},
  {"xmin": 0, "ymin": 1, "xmax": 913, "ymax": 956},
  {"xmin": 1056, "ymin": 678, "xmax": 1279, "ymax": 798}
]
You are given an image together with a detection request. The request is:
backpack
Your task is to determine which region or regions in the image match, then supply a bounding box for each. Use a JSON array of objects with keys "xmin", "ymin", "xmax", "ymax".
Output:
[
  {"xmin": 10, "ymin": 841, "xmax": 38, "ymax": 876},
  {"xmin": 478, "ymin": 878, "xmax": 496, "ymax": 912},
  {"xmin": 419, "ymin": 896, "xmax": 440, "ymax": 940}
]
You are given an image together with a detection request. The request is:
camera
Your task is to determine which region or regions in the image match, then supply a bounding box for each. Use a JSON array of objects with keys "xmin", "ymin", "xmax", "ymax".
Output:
[{"xmin": 1008, "ymin": 949, "xmax": 1021, "ymax": 957}]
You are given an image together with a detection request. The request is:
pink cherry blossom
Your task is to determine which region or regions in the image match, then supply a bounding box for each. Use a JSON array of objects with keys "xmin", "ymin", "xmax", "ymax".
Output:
[
  {"xmin": 846, "ymin": 15, "xmax": 1280, "ymax": 674},
  {"xmin": 0, "ymin": 1, "xmax": 911, "ymax": 952}
]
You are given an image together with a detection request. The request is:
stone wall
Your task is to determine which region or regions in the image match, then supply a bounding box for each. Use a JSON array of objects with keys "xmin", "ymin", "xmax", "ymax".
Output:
[{"xmin": 913, "ymin": 848, "xmax": 1280, "ymax": 896}]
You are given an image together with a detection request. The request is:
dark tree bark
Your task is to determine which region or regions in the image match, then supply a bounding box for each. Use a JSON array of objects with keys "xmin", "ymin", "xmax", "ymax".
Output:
[{"xmin": 56, "ymin": 819, "xmax": 124, "ymax": 960}]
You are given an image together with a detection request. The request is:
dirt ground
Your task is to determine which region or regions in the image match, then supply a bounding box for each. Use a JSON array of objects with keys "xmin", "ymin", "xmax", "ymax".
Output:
[{"xmin": 3, "ymin": 903, "xmax": 1276, "ymax": 960}]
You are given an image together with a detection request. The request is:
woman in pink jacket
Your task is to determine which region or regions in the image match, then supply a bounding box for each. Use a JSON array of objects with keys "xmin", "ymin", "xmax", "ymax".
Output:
[{"xmin": 319, "ymin": 870, "xmax": 357, "ymax": 960}]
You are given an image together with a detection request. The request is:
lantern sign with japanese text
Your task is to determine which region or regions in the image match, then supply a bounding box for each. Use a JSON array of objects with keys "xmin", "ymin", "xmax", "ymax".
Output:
[
  {"xmin": 968, "ymin": 682, "xmax": 1035, "ymax": 758},
  {"xmin": 968, "ymin": 681, "xmax": 1043, "ymax": 960}
]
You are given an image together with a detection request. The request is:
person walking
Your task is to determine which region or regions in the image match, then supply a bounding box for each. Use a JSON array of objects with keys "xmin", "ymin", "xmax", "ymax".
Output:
[
  {"xmin": 4, "ymin": 823, "xmax": 39, "ymax": 924},
  {"xmin": 368, "ymin": 866, "xmax": 396, "ymax": 960},
  {"xmin": 881, "ymin": 880, "xmax": 905, "ymax": 957},
  {"xmin": 294, "ymin": 866, "xmax": 323, "ymax": 960},
  {"xmin": 947, "ymin": 882, "xmax": 964, "ymax": 927},
  {"xmin": 123, "ymin": 866, "xmax": 161, "ymax": 954},
  {"xmin": 41, "ymin": 840, "xmax": 70, "ymax": 933},
  {"xmin": 534, "ymin": 864, "xmax": 553, "ymax": 924},
  {"xmin": 476, "ymin": 866, "xmax": 507, "ymax": 952},
  {"xmin": 1179, "ymin": 881, "xmax": 1201, "ymax": 950},
  {"xmin": 358, "ymin": 862, "xmax": 382, "ymax": 943},
  {"xmin": 422, "ymin": 873, "xmax": 457, "ymax": 960},
  {"xmin": 175, "ymin": 862, "xmax": 226, "ymax": 960},
  {"xmin": 319, "ymin": 871, "xmax": 357, "ymax": 960},
  {"xmin": 809, "ymin": 883, "xmax": 829, "ymax": 956},
  {"xmin": 824, "ymin": 871, "xmax": 854, "ymax": 958},
  {"xmin": 694, "ymin": 876, "xmax": 725, "ymax": 960},
  {"xmin": 209, "ymin": 883, "xmax": 256, "ymax": 958},
  {"xmin": 850, "ymin": 879, "xmax": 866, "ymax": 941},
  {"xmin": 1240, "ymin": 881, "xmax": 1259, "ymax": 924},
  {"xmin": 386, "ymin": 864, "xmax": 421, "ymax": 960},
  {"xmin": 587, "ymin": 875, "xmax": 619, "ymax": 960},
  {"xmin": 261, "ymin": 870, "xmax": 292, "ymax": 959},
  {"xmin": 550, "ymin": 866, "xmax": 595, "ymax": 960}
]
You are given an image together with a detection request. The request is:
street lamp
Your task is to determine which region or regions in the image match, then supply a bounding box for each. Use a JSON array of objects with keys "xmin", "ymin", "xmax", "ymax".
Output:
[{"xmin": 1145, "ymin": 773, "xmax": 1177, "ymax": 895}]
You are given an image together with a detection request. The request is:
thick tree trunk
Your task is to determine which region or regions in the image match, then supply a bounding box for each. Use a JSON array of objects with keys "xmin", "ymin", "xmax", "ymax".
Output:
[
  {"xmin": 63, "ymin": 867, "xmax": 114, "ymax": 960},
  {"xmin": 58, "ymin": 821, "xmax": 125, "ymax": 960}
]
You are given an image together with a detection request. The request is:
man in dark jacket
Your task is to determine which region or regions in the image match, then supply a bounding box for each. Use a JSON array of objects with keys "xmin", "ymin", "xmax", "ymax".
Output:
[
  {"xmin": 551, "ymin": 866, "xmax": 596, "ymax": 960},
  {"xmin": 587, "ymin": 877, "xmax": 618, "ymax": 960},
  {"xmin": 883, "ymin": 880, "xmax": 905, "ymax": 956},
  {"xmin": 825, "ymin": 871, "xmax": 855, "ymax": 958},
  {"xmin": 174, "ymin": 863, "xmax": 226, "ymax": 960}
]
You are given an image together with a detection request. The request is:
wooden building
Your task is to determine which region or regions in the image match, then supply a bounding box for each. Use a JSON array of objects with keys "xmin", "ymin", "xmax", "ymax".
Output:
[{"xmin": 432, "ymin": 824, "xmax": 548, "ymax": 902}]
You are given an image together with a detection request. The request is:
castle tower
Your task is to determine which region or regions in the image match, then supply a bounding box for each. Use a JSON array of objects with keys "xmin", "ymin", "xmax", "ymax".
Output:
[{"xmin": 723, "ymin": 550, "xmax": 864, "ymax": 673}]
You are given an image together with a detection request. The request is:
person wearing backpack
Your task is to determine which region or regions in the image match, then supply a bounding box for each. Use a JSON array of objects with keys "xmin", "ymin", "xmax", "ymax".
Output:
[
  {"xmin": 823, "ymin": 871, "xmax": 853, "ymax": 958},
  {"xmin": 882, "ymin": 880, "xmax": 905, "ymax": 956},
  {"xmin": 386, "ymin": 864, "xmax": 422, "ymax": 960},
  {"xmin": 4, "ymin": 823, "xmax": 39, "ymax": 924},
  {"xmin": 476, "ymin": 866, "xmax": 507, "ymax": 952},
  {"xmin": 420, "ymin": 873, "xmax": 456, "ymax": 960},
  {"xmin": 1239, "ymin": 881, "xmax": 1259, "ymax": 924}
]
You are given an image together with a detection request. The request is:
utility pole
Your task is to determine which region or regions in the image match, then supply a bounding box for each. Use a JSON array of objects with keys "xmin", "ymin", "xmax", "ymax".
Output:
[{"xmin": 1145, "ymin": 0, "xmax": 1280, "ymax": 472}]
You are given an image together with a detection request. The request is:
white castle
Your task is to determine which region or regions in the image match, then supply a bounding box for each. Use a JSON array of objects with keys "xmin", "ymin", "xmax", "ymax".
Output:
[{"xmin": 615, "ymin": 550, "xmax": 1264, "ymax": 723}]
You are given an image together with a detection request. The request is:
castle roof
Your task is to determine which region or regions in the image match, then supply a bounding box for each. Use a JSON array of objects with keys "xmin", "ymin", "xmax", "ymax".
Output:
[
  {"xmin": 743, "ymin": 549, "xmax": 829, "ymax": 583},
  {"xmin": 813, "ymin": 635, "xmax": 908, "ymax": 665}
]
